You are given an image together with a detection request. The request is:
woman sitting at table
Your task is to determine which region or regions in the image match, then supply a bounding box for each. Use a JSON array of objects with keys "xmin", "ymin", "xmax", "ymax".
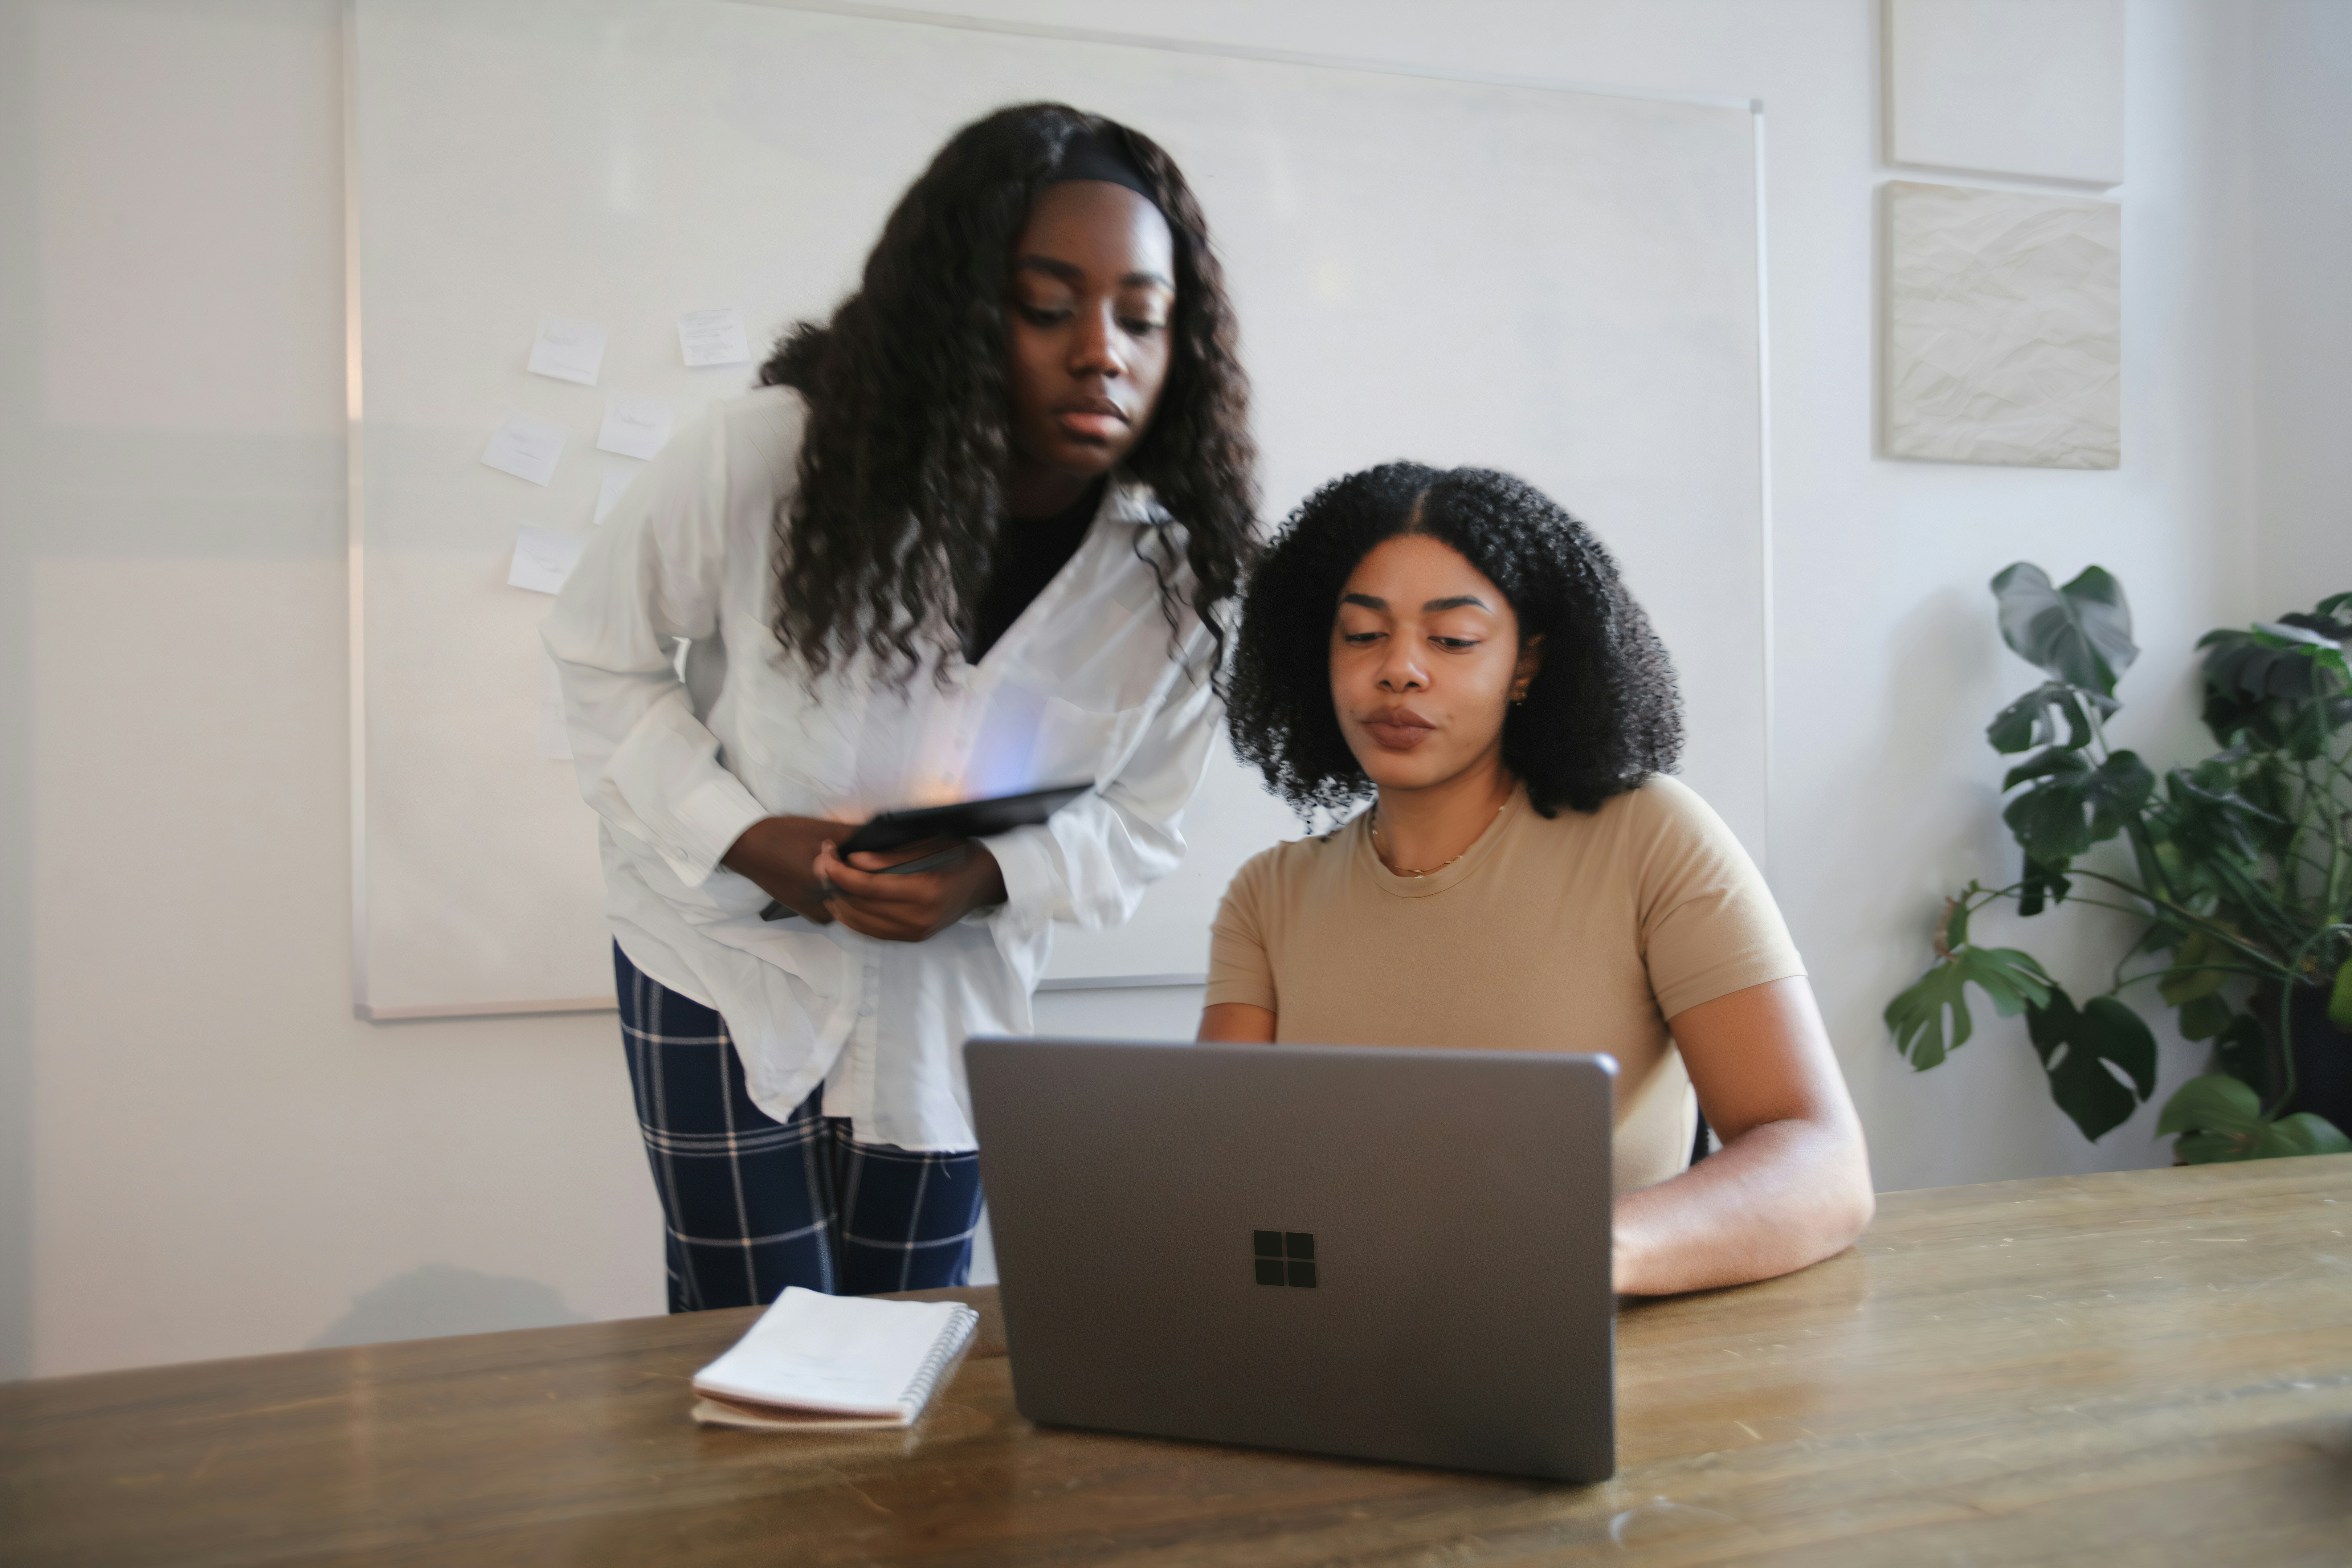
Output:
[{"xmin": 1200, "ymin": 464, "xmax": 1874, "ymax": 1296}]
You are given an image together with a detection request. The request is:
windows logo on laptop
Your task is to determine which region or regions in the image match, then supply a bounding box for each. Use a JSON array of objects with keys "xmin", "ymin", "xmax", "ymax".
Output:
[{"xmin": 1253, "ymin": 1230, "xmax": 1316, "ymax": 1287}]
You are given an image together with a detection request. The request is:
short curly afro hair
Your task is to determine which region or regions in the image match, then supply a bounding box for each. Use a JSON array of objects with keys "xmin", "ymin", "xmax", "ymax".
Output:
[{"xmin": 1227, "ymin": 463, "xmax": 1683, "ymax": 818}]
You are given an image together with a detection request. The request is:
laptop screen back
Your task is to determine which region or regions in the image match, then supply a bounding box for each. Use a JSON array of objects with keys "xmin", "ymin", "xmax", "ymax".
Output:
[{"xmin": 966, "ymin": 1037, "xmax": 1617, "ymax": 1482}]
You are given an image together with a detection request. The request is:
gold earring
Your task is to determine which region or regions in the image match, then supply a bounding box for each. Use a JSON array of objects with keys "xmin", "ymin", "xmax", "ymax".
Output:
[{"xmin": 1511, "ymin": 690, "xmax": 1528, "ymax": 706}]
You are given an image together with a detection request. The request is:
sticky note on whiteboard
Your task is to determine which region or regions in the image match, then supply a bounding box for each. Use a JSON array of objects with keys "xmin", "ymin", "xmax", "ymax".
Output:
[
  {"xmin": 509, "ymin": 525, "xmax": 588, "ymax": 595},
  {"xmin": 597, "ymin": 395, "xmax": 673, "ymax": 460},
  {"xmin": 678, "ymin": 306, "xmax": 751, "ymax": 367},
  {"xmin": 528, "ymin": 314, "xmax": 607, "ymax": 385},
  {"xmin": 595, "ymin": 467, "xmax": 637, "ymax": 524},
  {"xmin": 482, "ymin": 409, "xmax": 567, "ymax": 486}
]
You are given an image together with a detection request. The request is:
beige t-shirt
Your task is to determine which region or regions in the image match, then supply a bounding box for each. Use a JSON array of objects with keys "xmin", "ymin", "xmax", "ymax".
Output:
[{"xmin": 1206, "ymin": 775, "xmax": 1804, "ymax": 1194}]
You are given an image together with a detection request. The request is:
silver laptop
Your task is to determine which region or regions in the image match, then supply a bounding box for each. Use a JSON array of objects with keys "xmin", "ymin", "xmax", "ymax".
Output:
[{"xmin": 964, "ymin": 1037, "xmax": 1617, "ymax": 1482}]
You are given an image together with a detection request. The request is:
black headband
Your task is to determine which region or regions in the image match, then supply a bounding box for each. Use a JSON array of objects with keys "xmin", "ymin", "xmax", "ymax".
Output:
[{"xmin": 1051, "ymin": 127, "xmax": 1161, "ymax": 210}]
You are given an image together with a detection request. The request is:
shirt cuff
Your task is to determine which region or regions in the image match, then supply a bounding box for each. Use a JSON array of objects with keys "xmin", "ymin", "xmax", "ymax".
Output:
[
  {"xmin": 979, "ymin": 822, "xmax": 1058, "ymax": 933},
  {"xmin": 660, "ymin": 775, "xmax": 771, "ymax": 889},
  {"xmin": 1202, "ymin": 975, "xmax": 1276, "ymax": 1011}
]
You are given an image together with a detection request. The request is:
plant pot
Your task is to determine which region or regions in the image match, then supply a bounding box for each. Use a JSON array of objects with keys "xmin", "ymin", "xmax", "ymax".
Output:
[{"xmin": 2282, "ymin": 981, "xmax": 2352, "ymax": 1138}]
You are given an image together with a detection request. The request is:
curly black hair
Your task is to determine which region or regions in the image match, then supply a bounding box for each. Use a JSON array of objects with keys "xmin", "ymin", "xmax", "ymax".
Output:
[
  {"xmin": 759, "ymin": 103, "xmax": 1257, "ymax": 682},
  {"xmin": 1228, "ymin": 463, "xmax": 1683, "ymax": 818}
]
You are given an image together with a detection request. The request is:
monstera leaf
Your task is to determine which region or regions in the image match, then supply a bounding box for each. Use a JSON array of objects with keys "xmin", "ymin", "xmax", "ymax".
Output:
[
  {"xmin": 2016, "ymin": 857, "xmax": 2073, "ymax": 918},
  {"xmin": 2199, "ymin": 621, "xmax": 2352, "ymax": 755},
  {"xmin": 2157, "ymin": 1074, "xmax": 2352, "ymax": 1163},
  {"xmin": 2000, "ymin": 748, "xmax": 2154, "ymax": 868},
  {"xmin": 1993, "ymin": 563, "xmax": 2139, "ymax": 697},
  {"xmin": 1985, "ymin": 681, "xmax": 2119, "ymax": 755},
  {"xmin": 2024, "ymin": 989, "xmax": 2158, "ymax": 1142},
  {"xmin": 2157, "ymin": 766, "xmax": 2276, "ymax": 866},
  {"xmin": 2278, "ymin": 590, "xmax": 2352, "ymax": 641},
  {"xmin": 1885, "ymin": 946, "xmax": 2055, "ymax": 1071},
  {"xmin": 2200, "ymin": 622, "xmax": 2350, "ymax": 701}
]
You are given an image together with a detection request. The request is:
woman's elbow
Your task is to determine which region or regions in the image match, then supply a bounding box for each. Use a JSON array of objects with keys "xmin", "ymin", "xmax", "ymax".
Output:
[
  {"xmin": 1815, "ymin": 1124, "xmax": 1877, "ymax": 1255},
  {"xmin": 1828, "ymin": 1181, "xmax": 1876, "ymax": 1255}
]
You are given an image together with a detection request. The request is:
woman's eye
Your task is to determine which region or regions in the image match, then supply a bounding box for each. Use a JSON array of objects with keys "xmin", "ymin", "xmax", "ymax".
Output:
[
  {"xmin": 1016, "ymin": 304, "xmax": 1072, "ymax": 327},
  {"xmin": 1341, "ymin": 632, "xmax": 1383, "ymax": 646},
  {"xmin": 1120, "ymin": 317, "xmax": 1165, "ymax": 336},
  {"xmin": 1432, "ymin": 637, "xmax": 1480, "ymax": 651}
]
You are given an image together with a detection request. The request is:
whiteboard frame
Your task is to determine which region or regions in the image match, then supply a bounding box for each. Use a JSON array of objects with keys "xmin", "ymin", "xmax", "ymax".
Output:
[{"xmin": 343, "ymin": 0, "xmax": 1776, "ymax": 1019}]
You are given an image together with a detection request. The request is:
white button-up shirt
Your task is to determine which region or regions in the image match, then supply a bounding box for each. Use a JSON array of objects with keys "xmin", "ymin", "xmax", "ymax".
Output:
[{"xmin": 544, "ymin": 388, "xmax": 1219, "ymax": 1150}]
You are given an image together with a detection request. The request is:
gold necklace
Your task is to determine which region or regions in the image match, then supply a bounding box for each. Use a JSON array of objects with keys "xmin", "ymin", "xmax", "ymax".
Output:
[{"xmin": 1370, "ymin": 797, "xmax": 1507, "ymax": 878}]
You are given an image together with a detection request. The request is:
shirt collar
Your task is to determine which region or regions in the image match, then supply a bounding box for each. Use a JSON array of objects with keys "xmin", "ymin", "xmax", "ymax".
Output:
[{"xmin": 1101, "ymin": 472, "xmax": 1169, "ymax": 530}]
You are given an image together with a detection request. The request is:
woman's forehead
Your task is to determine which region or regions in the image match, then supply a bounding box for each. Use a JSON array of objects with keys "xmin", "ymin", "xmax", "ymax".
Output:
[
  {"xmin": 1341, "ymin": 534, "xmax": 1503, "ymax": 606},
  {"xmin": 1014, "ymin": 180, "xmax": 1174, "ymax": 281}
]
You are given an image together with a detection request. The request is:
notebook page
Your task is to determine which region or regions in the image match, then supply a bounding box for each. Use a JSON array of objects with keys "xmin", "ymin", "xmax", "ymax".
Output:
[
  {"xmin": 690, "ymin": 1396, "xmax": 908, "ymax": 1432},
  {"xmin": 691, "ymin": 1288, "xmax": 975, "ymax": 1419}
]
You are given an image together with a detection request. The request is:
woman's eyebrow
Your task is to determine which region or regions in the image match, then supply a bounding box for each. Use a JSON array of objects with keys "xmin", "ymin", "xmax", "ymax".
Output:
[
  {"xmin": 1011, "ymin": 255, "xmax": 1173, "ymax": 290},
  {"xmin": 1012, "ymin": 255, "xmax": 1082, "ymax": 282},
  {"xmin": 1338, "ymin": 592, "xmax": 1490, "ymax": 612}
]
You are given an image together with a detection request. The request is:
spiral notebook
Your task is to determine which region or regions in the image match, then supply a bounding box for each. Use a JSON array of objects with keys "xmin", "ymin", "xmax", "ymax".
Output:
[{"xmin": 690, "ymin": 1287, "xmax": 979, "ymax": 1432}]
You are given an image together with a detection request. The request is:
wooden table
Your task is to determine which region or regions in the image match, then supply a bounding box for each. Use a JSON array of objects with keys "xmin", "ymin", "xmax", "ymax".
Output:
[{"xmin": 5, "ymin": 1158, "xmax": 2350, "ymax": 1565}]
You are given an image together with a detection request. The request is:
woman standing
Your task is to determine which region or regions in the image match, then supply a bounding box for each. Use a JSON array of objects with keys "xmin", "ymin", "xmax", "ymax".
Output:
[{"xmin": 547, "ymin": 105, "xmax": 1255, "ymax": 1310}]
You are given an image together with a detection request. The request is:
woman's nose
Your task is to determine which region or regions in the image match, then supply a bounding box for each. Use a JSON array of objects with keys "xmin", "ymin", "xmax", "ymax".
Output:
[
  {"xmin": 1070, "ymin": 303, "xmax": 1127, "ymax": 379},
  {"xmin": 1377, "ymin": 649, "xmax": 1426, "ymax": 691}
]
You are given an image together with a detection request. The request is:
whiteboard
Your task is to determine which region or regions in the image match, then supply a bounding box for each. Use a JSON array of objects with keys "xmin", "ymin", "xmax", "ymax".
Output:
[{"xmin": 348, "ymin": 0, "xmax": 1767, "ymax": 1017}]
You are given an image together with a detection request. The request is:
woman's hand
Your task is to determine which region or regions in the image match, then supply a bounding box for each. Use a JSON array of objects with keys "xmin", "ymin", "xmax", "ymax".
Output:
[
  {"xmin": 720, "ymin": 816, "xmax": 849, "ymax": 923},
  {"xmin": 816, "ymin": 838, "xmax": 1009, "ymax": 942}
]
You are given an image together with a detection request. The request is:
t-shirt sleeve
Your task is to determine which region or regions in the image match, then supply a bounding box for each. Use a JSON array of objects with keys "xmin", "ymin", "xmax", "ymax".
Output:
[
  {"xmin": 1204, "ymin": 849, "xmax": 1279, "ymax": 1012},
  {"xmin": 1629, "ymin": 777, "xmax": 1806, "ymax": 1019}
]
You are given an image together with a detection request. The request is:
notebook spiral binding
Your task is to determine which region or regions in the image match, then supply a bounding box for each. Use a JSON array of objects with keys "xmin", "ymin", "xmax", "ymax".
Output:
[{"xmin": 900, "ymin": 1307, "xmax": 980, "ymax": 1419}]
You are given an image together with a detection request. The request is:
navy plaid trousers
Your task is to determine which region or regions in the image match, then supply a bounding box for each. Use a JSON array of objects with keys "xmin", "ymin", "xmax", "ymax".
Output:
[{"xmin": 614, "ymin": 943, "xmax": 984, "ymax": 1312}]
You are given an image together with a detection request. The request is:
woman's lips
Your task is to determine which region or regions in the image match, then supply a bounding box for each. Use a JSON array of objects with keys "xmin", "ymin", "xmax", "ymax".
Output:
[
  {"xmin": 1053, "ymin": 404, "xmax": 1128, "ymax": 441},
  {"xmin": 1360, "ymin": 715, "xmax": 1435, "ymax": 751}
]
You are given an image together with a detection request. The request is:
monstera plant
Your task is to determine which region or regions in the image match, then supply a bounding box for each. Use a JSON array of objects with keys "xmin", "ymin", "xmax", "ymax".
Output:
[{"xmin": 1886, "ymin": 564, "xmax": 2352, "ymax": 1162}]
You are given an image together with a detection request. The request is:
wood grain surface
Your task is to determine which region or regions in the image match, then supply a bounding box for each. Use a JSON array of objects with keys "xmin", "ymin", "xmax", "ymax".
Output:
[{"xmin": 4, "ymin": 1157, "xmax": 2349, "ymax": 1566}]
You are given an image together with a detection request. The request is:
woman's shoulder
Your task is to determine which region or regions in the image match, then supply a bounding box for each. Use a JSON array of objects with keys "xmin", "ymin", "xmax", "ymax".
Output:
[
  {"xmin": 1619, "ymin": 772, "xmax": 1715, "ymax": 825},
  {"xmin": 712, "ymin": 383, "xmax": 808, "ymax": 460},
  {"xmin": 1582, "ymin": 774, "xmax": 1763, "ymax": 891},
  {"xmin": 1544, "ymin": 772, "xmax": 1711, "ymax": 827},
  {"xmin": 1522, "ymin": 773, "xmax": 1741, "ymax": 860},
  {"xmin": 638, "ymin": 385, "xmax": 805, "ymax": 522},
  {"xmin": 1223, "ymin": 815, "xmax": 1361, "ymax": 903}
]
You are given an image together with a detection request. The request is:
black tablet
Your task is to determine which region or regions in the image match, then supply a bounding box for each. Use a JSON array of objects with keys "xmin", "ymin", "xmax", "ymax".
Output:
[
  {"xmin": 840, "ymin": 781, "xmax": 1095, "ymax": 857},
  {"xmin": 757, "ymin": 783, "xmax": 1095, "ymax": 921},
  {"xmin": 837, "ymin": 776, "xmax": 1101, "ymax": 851}
]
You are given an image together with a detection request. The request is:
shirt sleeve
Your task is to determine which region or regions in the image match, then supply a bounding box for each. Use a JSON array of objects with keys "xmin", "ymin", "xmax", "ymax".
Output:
[
  {"xmin": 1630, "ymin": 776, "xmax": 1807, "ymax": 1020},
  {"xmin": 981, "ymin": 618, "xmax": 1222, "ymax": 943},
  {"xmin": 540, "ymin": 405, "xmax": 770, "ymax": 889},
  {"xmin": 1204, "ymin": 848, "xmax": 1278, "ymax": 1011}
]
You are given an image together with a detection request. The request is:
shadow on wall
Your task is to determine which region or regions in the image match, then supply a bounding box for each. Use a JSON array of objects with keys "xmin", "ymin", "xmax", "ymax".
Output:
[{"xmin": 306, "ymin": 1264, "xmax": 591, "ymax": 1350}]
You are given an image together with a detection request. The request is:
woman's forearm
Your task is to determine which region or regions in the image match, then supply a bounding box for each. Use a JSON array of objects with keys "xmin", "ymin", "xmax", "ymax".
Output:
[{"xmin": 1611, "ymin": 1114, "xmax": 1875, "ymax": 1297}]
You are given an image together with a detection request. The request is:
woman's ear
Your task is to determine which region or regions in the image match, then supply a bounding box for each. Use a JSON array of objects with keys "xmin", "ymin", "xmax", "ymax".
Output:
[{"xmin": 1512, "ymin": 633, "xmax": 1546, "ymax": 703}]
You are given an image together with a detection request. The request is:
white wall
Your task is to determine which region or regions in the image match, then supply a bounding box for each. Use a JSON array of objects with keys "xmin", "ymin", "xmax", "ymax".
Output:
[
  {"xmin": 1, "ymin": 0, "xmax": 667, "ymax": 1382},
  {"xmin": 0, "ymin": 0, "xmax": 2334, "ymax": 1381},
  {"xmin": 2247, "ymin": 1, "xmax": 2352, "ymax": 611}
]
